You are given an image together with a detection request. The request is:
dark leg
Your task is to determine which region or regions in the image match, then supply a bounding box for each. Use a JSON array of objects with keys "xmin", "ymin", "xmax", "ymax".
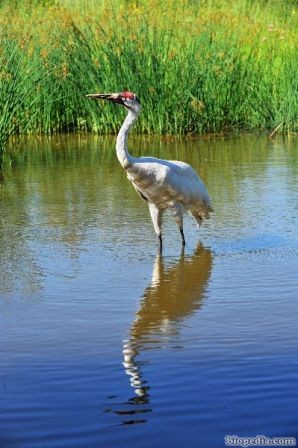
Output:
[
  {"xmin": 158, "ymin": 234, "xmax": 163, "ymax": 253},
  {"xmin": 180, "ymin": 228, "xmax": 186, "ymax": 246}
]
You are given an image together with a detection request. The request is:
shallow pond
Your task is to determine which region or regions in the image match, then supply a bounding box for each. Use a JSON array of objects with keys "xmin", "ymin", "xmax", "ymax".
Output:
[{"xmin": 1, "ymin": 134, "xmax": 298, "ymax": 448}]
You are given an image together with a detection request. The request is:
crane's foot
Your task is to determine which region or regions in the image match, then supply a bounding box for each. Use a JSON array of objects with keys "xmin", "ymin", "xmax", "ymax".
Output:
[{"xmin": 180, "ymin": 228, "xmax": 186, "ymax": 246}]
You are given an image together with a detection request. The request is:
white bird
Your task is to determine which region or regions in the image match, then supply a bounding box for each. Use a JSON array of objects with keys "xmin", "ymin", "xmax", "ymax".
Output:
[{"xmin": 87, "ymin": 91, "xmax": 213, "ymax": 250}]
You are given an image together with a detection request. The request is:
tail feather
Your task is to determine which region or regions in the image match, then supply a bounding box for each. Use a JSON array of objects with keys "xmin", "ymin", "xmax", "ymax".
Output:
[
  {"xmin": 190, "ymin": 203, "xmax": 213, "ymax": 227},
  {"xmin": 192, "ymin": 213, "xmax": 203, "ymax": 227}
]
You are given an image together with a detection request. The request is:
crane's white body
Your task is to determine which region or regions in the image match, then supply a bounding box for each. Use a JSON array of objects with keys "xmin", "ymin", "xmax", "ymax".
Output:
[
  {"xmin": 116, "ymin": 107, "xmax": 213, "ymax": 241},
  {"xmin": 87, "ymin": 91, "xmax": 212, "ymax": 247}
]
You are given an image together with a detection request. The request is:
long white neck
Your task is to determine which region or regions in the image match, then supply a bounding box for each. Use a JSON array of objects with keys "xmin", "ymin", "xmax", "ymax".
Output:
[{"xmin": 116, "ymin": 107, "xmax": 140, "ymax": 169}]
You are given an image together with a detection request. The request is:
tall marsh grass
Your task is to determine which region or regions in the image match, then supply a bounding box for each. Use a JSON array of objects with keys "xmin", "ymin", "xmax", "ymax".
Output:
[{"xmin": 0, "ymin": 0, "xmax": 298, "ymax": 165}]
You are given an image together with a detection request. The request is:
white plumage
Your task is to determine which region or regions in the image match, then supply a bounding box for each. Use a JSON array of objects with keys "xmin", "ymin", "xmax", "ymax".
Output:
[{"xmin": 87, "ymin": 91, "xmax": 213, "ymax": 250}]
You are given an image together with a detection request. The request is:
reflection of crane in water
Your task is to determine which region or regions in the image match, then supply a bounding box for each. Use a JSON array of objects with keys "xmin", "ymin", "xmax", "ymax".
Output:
[{"xmin": 118, "ymin": 244, "xmax": 213, "ymax": 423}]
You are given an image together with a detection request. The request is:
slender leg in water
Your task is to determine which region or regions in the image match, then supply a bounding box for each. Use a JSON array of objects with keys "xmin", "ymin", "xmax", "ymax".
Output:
[
  {"xmin": 158, "ymin": 234, "xmax": 163, "ymax": 252},
  {"xmin": 173, "ymin": 203, "xmax": 186, "ymax": 246},
  {"xmin": 148, "ymin": 203, "xmax": 163, "ymax": 252},
  {"xmin": 180, "ymin": 228, "xmax": 186, "ymax": 246}
]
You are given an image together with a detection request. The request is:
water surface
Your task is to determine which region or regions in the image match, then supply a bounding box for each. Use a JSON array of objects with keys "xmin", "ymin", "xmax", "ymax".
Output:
[{"xmin": 1, "ymin": 135, "xmax": 298, "ymax": 447}]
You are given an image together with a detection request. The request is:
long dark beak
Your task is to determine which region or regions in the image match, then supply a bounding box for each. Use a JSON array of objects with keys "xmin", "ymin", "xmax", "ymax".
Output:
[{"xmin": 86, "ymin": 93, "xmax": 122, "ymax": 104}]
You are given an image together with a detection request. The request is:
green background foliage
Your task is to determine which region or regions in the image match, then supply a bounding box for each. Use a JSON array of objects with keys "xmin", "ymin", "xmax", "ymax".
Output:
[{"xmin": 0, "ymin": 0, "xmax": 298, "ymax": 163}]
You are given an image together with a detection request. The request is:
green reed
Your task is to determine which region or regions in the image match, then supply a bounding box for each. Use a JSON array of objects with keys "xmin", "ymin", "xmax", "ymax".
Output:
[
  {"xmin": 0, "ymin": 30, "xmax": 66, "ymax": 167},
  {"xmin": 0, "ymin": 38, "xmax": 29, "ymax": 166},
  {"xmin": 0, "ymin": 0, "xmax": 297, "ymax": 166}
]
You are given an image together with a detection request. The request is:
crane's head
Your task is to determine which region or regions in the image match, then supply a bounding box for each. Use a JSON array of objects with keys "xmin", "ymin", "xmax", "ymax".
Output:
[{"xmin": 86, "ymin": 91, "xmax": 141, "ymax": 113}]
